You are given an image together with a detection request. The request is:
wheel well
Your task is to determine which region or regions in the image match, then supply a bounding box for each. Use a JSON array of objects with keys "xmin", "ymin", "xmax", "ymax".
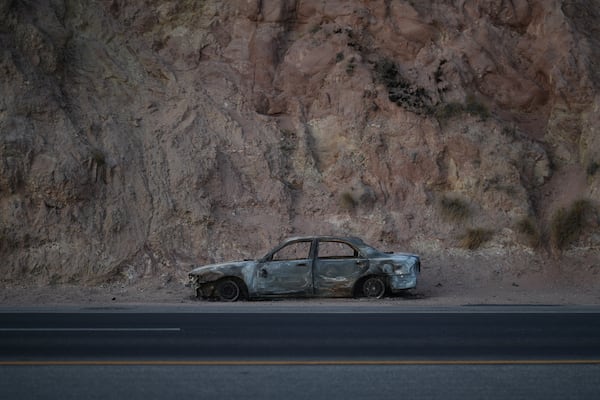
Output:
[
  {"xmin": 215, "ymin": 276, "xmax": 249, "ymax": 300},
  {"xmin": 353, "ymin": 275, "xmax": 388, "ymax": 297}
]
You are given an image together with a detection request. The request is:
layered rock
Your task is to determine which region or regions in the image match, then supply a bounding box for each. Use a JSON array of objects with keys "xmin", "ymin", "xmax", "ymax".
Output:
[{"xmin": 1, "ymin": 0, "xmax": 598, "ymax": 285}]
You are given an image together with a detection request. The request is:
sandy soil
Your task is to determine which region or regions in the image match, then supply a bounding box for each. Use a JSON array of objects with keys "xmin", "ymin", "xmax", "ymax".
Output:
[{"xmin": 1, "ymin": 252, "xmax": 599, "ymax": 307}]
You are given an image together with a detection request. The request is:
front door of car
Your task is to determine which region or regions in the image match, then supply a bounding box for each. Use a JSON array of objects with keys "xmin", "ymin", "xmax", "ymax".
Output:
[
  {"xmin": 255, "ymin": 240, "xmax": 314, "ymax": 296},
  {"xmin": 313, "ymin": 240, "xmax": 368, "ymax": 297}
]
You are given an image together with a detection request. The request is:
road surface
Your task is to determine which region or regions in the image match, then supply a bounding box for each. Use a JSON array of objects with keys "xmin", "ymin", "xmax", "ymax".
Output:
[{"xmin": 1, "ymin": 305, "xmax": 599, "ymax": 399}]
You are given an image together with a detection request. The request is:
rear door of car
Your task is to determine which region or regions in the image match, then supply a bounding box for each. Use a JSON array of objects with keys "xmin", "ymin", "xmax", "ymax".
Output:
[
  {"xmin": 313, "ymin": 239, "xmax": 368, "ymax": 297},
  {"xmin": 254, "ymin": 239, "xmax": 314, "ymax": 296}
]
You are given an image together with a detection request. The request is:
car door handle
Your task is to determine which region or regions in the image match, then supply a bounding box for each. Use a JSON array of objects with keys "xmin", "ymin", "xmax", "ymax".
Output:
[
  {"xmin": 297, "ymin": 263, "xmax": 307, "ymax": 267},
  {"xmin": 259, "ymin": 269, "xmax": 268, "ymax": 278}
]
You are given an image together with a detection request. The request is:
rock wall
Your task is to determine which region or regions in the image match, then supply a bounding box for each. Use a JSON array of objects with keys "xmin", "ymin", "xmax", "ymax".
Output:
[{"xmin": 1, "ymin": 0, "xmax": 599, "ymax": 285}]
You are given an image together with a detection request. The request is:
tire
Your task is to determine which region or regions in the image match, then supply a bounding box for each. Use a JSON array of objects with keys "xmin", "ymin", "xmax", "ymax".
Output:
[
  {"xmin": 215, "ymin": 279, "xmax": 242, "ymax": 302},
  {"xmin": 362, "ymin": 276, "xmax": 386, "ymax": 299}
]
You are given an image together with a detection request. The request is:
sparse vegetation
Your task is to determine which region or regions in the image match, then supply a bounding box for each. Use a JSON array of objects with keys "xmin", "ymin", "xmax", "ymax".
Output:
[
  {"xmin": 587, "ymin": 160, "xmax": 599, "ymax": 177},
  {"xmin": 90, "ymin": 149, "xmax": 106, "ymax": 167},
  {"xmin": 374, "ymin": 58, "xmax": 398, "ymax": 86},
  {"xmin": 434, "ymin": 102, "xmax": 464, "ymax": 120},
  {"xmin": 483, "ymin": 176, "xmax": 518, "ymax": 196},
  {"xmin": 346, "ymin": 58, "xmax": 356, "ymax": 75},
  {"xmin": 0, "ymin": 227, "xmax": 26, "ymax": 251},
  {"xmin": 516, "ymin": 217, "xmax": 541, "ymax": 248},
  {"xmin": 460, "ymin": 228, "xmax": 493, "ymax": 250},
  {"xmin": 502, "ymin": 125, "xmax": 518, "ymax": 140},
  {"xmin": 465, "ymin": 95, "xmax": 490, "ymax": 120},
  {"xmin": 434, "ymin": 96, "xmax": 489, "ymax": 122},
  {"xmin": 340, "ymin": 192, "xmax": 357, "ymax": 210},
  {"xmin": 550, "ymin": 199, "xmax": 596, "ymax": 250},
  {"xmin": 335, "ymin": 52, "xmax": 344, "ymax": 63},
  {"xmin": 434, "ymin": 59, "xmax": 446, "ymax": 84},
  {"xmin": 374, "ymin": 58, "xmax": 432, "ymax": 114},
  {"xmin": 279, "ymin": 129, "xmax": 297, "ymax": 153},
  {"xmin": 89, "ymin": 148, "xmax": 108, "ymax": 183},
  {"xmin": 439, "ymin": 195, "xmax": 471, "ymax": 222}
]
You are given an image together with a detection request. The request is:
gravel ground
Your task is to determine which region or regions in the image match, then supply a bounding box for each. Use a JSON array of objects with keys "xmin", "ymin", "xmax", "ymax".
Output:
[{"xmin": 2, "ymin": 252, "xmax": 599, "ymax": 307}]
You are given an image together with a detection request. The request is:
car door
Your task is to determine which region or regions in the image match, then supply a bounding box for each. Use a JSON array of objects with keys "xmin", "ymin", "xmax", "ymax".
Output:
[
  {"xmin": 255, "ymin": 239, "xmax": 314, "ymax": 296},
  {"xmin": 313, "ymin": 239, "xmax": 368, "ymax": 297}
]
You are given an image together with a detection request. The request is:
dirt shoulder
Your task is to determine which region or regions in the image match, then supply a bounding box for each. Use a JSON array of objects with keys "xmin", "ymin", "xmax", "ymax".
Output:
[{"xmin": 1, "ymin": 253, "xmax": 599, "ymax": 307}]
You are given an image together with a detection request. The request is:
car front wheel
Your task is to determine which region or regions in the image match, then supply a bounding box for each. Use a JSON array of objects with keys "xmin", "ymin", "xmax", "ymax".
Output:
[
  {"xmin": 362, "ymin": 276, "xmax": 386, "ymax": 299},
  {"xmin": 216, "ymin": 279, "xmax": 242, "ymax": 302}
]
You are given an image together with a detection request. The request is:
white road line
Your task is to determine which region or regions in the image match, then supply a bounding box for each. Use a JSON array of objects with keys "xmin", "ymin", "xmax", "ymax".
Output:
[
  {"xmin": 0, "ymin": 328, "xmax": 181, "ymax": 332},
  {"xmin": 2, "ymin": 359, "xmax": 600, "ymax": 366}
]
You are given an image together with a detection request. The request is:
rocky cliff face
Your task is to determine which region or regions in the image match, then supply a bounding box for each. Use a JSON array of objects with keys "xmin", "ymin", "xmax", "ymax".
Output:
[{"xmin": 1, "ymin": 0, "xmax": 599, "ymax": 285}]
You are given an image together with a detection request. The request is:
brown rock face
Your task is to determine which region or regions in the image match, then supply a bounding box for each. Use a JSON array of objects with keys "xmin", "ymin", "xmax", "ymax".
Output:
[{"xmin": 1, "ymin": 0, "xmax": 599, "ymax": 285}]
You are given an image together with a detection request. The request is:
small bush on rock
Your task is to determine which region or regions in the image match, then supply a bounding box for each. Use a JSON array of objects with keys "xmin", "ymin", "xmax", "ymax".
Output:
[
  {"xmin": 340, "ymin": 192, "xmax": 357, "ymax": 210},
  {"xmin": 550, "ymin": 199, "xmax": 595, "ymax": 250},
  {"xmin": 460, "ymin": 228, "xmax": 493, "ymax": 250},
  {"xmin": 587, "ymin": 161, "xmax": 599, "ymax": 177},
  {"xmin": 516, "ymin": 217, "xmax": 541, "ymax": 248},
  {"xmin": 439, "ymin": 195, "xmax": 470, "ymax": 222}
]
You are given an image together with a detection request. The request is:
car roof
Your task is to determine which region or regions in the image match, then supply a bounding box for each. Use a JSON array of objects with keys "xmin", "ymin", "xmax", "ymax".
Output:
[{"xmin": 282, "ymin": 236, "xmax": 369, "ymax": 247}]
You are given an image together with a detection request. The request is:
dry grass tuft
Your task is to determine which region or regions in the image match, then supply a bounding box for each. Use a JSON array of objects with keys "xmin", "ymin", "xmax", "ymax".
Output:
[
  {"xmin": 587, "ymin": 161, "xmax": 599, "ymax": 177},
  {"xmin": 90, "ymin": 149, "xmax": 106, "ymax": 167},
  {"xmin": 515, "ymin": 217, "xmax": 541, "ymax": 248},
  {"xmin": 460, "ymin": 228, "xmax": 493, "ymax": 250},
  {"xmin": 465, "ymin": 95, "xmax": 490, "ymax": 120},
  {"xmin": 550, "ymin": 199, "xmax": 595, "ymax": 250},
  {"xmin": 340, "ymin": 192, "xmax": 357, "ymax": 210},
  {"xmin": 434, "ymin": 102, "xmax": 463, "ymax": 120},
  {"xmin": 439, "ymin": 196, "xmax": 470, "ymax": 222}
]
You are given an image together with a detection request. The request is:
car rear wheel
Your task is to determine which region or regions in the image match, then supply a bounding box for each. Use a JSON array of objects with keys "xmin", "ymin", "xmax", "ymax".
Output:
[
  {"xmin": 362, "ymin": 276, "xmax": 386, "ymax": 299},
  {"xmin": 216, "ymin": 279, "xmax": 242, "ymax": 302}
]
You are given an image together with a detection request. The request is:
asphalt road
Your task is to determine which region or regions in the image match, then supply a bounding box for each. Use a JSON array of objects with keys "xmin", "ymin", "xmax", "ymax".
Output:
[
  {"xmin": 1, "ymin": 307, "xmax": 600, "ymax": 399},
  {"xmin": 2, "ymin": 310, "xmax": 600, "ymax": 361}
]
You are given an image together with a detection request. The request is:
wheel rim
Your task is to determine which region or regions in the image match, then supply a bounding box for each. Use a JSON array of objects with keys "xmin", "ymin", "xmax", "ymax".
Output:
[
  {"xmin": 363, "ymin": 277, "xmax": 385, "ymax": 298},
  {"xmin": 218, "ymin": 280, "xmax": 240, "ymax": 302}
]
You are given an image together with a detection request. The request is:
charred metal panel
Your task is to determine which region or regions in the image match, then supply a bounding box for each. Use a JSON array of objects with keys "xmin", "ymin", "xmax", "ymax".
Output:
[
  {"xmin": 313, "ymin": 257, "xmax": 368, "ymax": 297},
  {"xmin": 188, "ymin": 236, "xmax": 421, "ymax": 300},
  {"xmin": 189, "ymin": 261, "xmax": 257, "ymax": 298},
  {"xmin": 254, "ymin": 259, "xmax": 313, "ymax": 296},
  {"xmin": 195, "ymin": 282, "xmax": 216, "ymax": 298},
  {"xmin": 389, "ymin": 274, "xmax": 418, "ymax": 291}
]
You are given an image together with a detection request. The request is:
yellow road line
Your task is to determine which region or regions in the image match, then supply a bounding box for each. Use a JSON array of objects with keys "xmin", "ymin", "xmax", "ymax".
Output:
[{"xmin": 2, "ymin": 360, "xmax": 600, "ymax": 366}]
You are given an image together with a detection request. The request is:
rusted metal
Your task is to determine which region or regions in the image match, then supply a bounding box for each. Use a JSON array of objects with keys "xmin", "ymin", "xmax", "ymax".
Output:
[{"xmin": 188, "ymin": 236, "xmax": 421, "ymax": 301}]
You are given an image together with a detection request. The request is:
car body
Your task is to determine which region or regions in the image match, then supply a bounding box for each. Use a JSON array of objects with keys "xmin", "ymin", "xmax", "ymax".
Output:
[{"xmin": 188, "ymin": 236, "xmax": 421, "ymax": 301}]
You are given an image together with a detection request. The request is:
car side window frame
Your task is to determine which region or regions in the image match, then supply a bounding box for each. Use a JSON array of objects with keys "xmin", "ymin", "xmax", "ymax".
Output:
[
  {"xmin": 316, "ymin": 240, "xmax": 362, "ymax": 259},
  {"xmin": 263, "ymin": 240, "xmax": 314, "ymax": 262}
]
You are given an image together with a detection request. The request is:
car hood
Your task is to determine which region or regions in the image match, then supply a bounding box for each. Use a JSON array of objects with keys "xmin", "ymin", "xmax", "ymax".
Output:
[
  {"xmin": 189, "ymin": 260, "xmax": 258, "ymax": 281},
  {"xmin": 390, "ymin": 252, "xmax": 420, "ymax": 260}
]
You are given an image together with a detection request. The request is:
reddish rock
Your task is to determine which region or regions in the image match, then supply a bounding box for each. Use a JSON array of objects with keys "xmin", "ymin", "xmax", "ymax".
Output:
[{"xmin": 0, "ymin": 0, "xmax": 598, "ymax": 285}]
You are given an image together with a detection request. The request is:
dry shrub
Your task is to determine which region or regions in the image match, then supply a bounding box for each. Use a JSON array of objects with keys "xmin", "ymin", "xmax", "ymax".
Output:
[
  {"xmin": 340, "ymin": 192, "xmax": 357, "ymax": 210},
  {"xmin": 433, "ymin": 102, "xmax": 463, "ymax": 120},
  {"xmin": 550, "ymin": 199, "xmax": 595, "ymax": 250},
  {"xmin": 587, "ymin": 161, "xmax": 599, "ymax": 177},
  {"xmin": 465, "ymin": 95, "xmax": 490, "ymax": 120},
  {"xmin": 439, "ymin": 196, "xmax": 470, "ymax": 222},
  {"xmin": 460, "ymin": 228, "xmax": 493, "ymax": 250},
  {"xmin": 516, "ymin": 217, "xmax": 541, "ymax": 248},
  {"xmin": 433, "ymin": 96, "xmax": 489, "ymax": 121}
]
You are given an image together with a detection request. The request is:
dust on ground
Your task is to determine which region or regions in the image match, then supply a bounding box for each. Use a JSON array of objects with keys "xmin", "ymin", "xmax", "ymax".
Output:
[{"xmin": 1, "ymin": 252, "xmax": 599, "ymax": 307}]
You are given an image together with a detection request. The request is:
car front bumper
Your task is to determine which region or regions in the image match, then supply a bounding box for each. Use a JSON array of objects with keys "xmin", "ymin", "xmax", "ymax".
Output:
[{"xmin": 389, "ymin": 273, "xmax": 418, "ymax": 292}]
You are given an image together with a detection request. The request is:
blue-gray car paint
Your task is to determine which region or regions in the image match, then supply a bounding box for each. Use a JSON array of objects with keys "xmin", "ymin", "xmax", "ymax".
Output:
[{"xmin": 188, "ymin": 236, "xmax": 420, "ymax": 299}]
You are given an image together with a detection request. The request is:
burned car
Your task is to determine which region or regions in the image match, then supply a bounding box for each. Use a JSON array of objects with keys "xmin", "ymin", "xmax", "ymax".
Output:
[{"xmin": 189, "ymin": 236, "xmax": 421, "ymax": 301}]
